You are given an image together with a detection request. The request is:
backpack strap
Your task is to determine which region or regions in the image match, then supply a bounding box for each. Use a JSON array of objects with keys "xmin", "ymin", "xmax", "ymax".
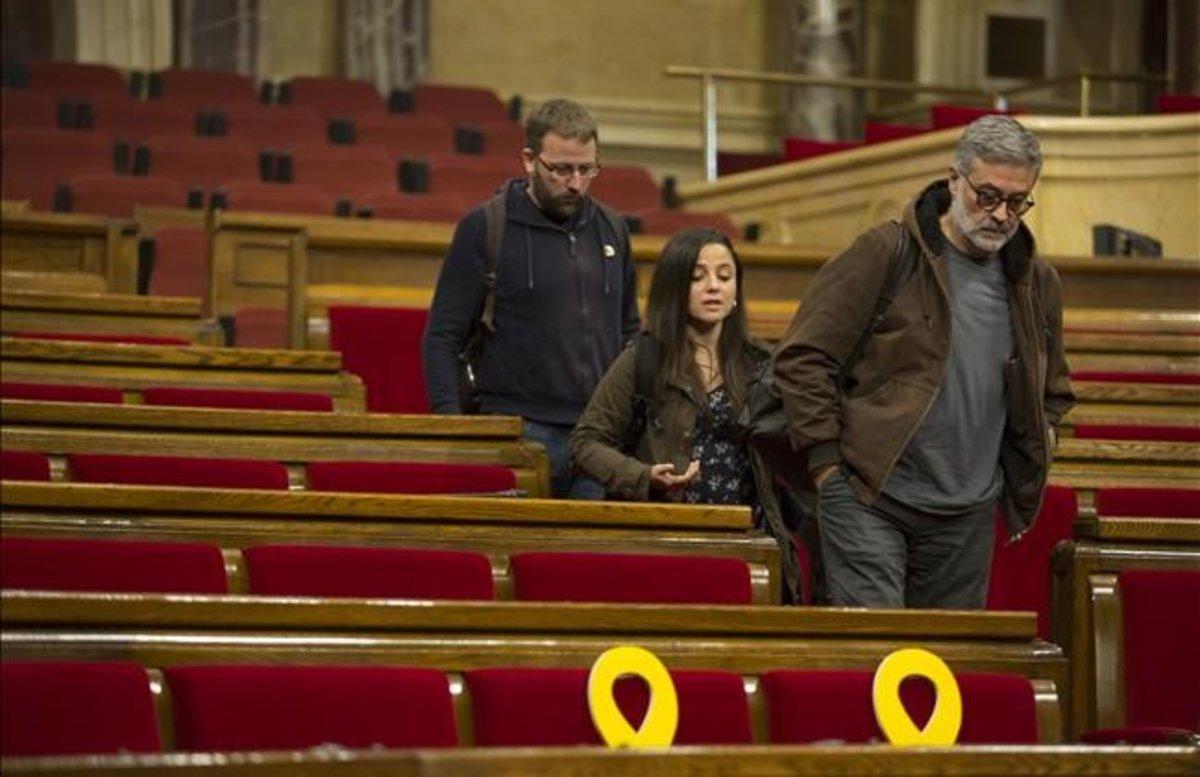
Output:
[
  {"xmin": 841, "ymin": 220, "xmax": 917, "ymax": 377},
  {"xmin": 623, "ymin": 332, "xmax": 658, "ymax": 454},
  {"xmin": 479, "ymin": 191, "xmax": 506, "ymax": 335}
]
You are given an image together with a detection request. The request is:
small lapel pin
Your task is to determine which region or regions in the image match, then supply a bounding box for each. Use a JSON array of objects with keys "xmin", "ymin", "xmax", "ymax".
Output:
[{"xmin": 603, "ymin": 244, "xmax": 616, "ymax": 258}]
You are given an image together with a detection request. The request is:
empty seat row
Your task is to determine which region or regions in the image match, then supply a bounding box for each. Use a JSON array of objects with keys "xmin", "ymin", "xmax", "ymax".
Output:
[
  {"xmin": 0, "ymin": 451, "xmax": 517, "ymax": 495},
  {"xmin": 0, "ymin": 658, "xmax": 1044, "ymax": 756},
  {"xmin": 0, "ymin": 536, "xmax": 753, "ymax": 604}
]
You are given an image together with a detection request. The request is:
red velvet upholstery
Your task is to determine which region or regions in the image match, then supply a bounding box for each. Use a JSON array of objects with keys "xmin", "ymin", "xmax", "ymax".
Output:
[
  {"xmin": 1, "ymin": 88, "xmax": 59, "ymax": 130},
  {"xmin": 1, "ymin": 536, "xmax": 228, "ymax": 594},
  {"xmin": 783, "ymin": 138, "xmax": 861, "ymax": 161},
  {"xmin": 1072, "ymin": 424, "xmax": 1200, "ymax": 443},
  {"xmin": 474, "ymin": 119, "xmax": 525, "ymax": 156},
  {"xmin": 287, "ymin": 76, "xmax": 388, "ymax": 120},
  {"xmin": 930, "ymin": 104, "xmax": 1018, "ymax": 129},
  {"xmin": 864, "ymin": 122, "xmax": 930, "ymax": 143},
  {"xmin": 219, "ymin": 102, "xmax": 325, "ymax": 148},
  {"xmin": 360, "ymin": 191, "xmax": 466, "ymax": 222},
  {"xmin": 761, "ymin": 669, "xmax": 1039, "ymax": 744},
  {"xmin": 1117, "ymin": 569, "xmax": 1200, "ymax": 730},
  {"xmin": 423, "ymin": 153, "xmax": 522, "ymax": 205},
  {"xmin": 143, "ymin": 386, "xmax": 334, "ymax": 412},
  {"xmin": 1, "ymin": 661, "xmax": 161, "ymax": 756},
  {"xmin": 411, "ymin": 83, "xmax": 510, "ymax": 124},
  {"xmin": 638, "ymin": 209, "xmax": 739, "ymax": 238},
  {"xmin": 27, "ymin": 60, "xmax": 128, "ymax": 98},
  {"xmin": 510, "ymin": 551, "xmax": 754, "ymax": 605},
  {"xmin": 307, "ymin": 461, "xmax": 516, "ymax": 495},
  {"xmin": 88, "ymin": 97, "xmax": 194, "ymax": 141},
  {"xmin": 288, "ymin": 142, "xmax": 396, "ymax": 200},
  {"xmin": 1080, "ymin": 726, "xmax": 1198, "ymax": 745},
  {"xmin": 12, "ymin": 331, "xmax": 189, "ymax": 346},
  {"xmin": 352, "ymin": 114, "xmax": 454, "ymax": 156},
  {"xmin": 68, "ymin": 174, "xmax": 188, "ymax": 217},
  {"xmin": 2, "ymin": 380, "xmax": 124, "ymax": 404},
  {"xmin": 716, "ymin": 151, "xmax": 784, "ymax": 176},
  {"xmin": 1096, "ymin": 487, "xmax": 1200, "ymax": 518},
  {"xmin": 0, "ymin": 450, "xmax": 51, "ymax": 481},
  {"xmin": 1157, "ymin": 93, "xmax": 1200, "ymax": 114},
  {"xmin": 587, "ymin": 164, "xmax": 660, "ymax": 214},
  {"xmin": 466, "ymin": 667, "xmax": 752, "ymax": 746},
  {"xmin": 244, "ymin": 544, "xmax": 494, "ymax": 600},
  {"xmin": 1072, "ymin": 371, "xmax": 1200, "ymax": 385},
  {"xmin": 231, "ymin": 305, "xmax": 288, "ymax": 348},
  {"xmin": 327, "ymin": 305, "xmax": 428, "ymax": 412},
  {"xmin": 143, "ymin": 135, "xmax": 258, "ymax": 191},
  {"xmin": 1, "ymin": 129, "xmax": 113, "ymax": 210},
  {"xmin": 154, "ymin": 68, "xmax": 258, "ymax": 108},
  {"xmin": 68, "ymin": 453, "xmax": 290, "ymax": 490},
  {"xmin": 146, "ymin": 226, "xmax": 209, "ymax": 298},
  {"xmin": 166, "ymin": 664, "xmax": 457, "ymax": 750},
  {"xmin": 217, "ymin": 180, "xmax": 335, "ymax": 216},
  {"xmin": 986, "ymin": 485, "xmax": 1078, "ymax": 638}
]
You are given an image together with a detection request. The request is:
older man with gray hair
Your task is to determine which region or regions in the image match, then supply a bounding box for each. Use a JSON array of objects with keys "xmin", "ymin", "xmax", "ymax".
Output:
[{"xmin": 774, "ymin": 115, "xmax": 1075, "ymax": 609}]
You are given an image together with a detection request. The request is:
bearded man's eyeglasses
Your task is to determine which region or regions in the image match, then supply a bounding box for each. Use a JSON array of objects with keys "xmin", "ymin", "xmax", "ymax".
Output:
[
  {"xmin": 535, "ymin": 156, "xmax": 601, "ymax": 180},
  {"xmin": 956, "ymin": 169, "xmax": 1035, "ymax": 217}
]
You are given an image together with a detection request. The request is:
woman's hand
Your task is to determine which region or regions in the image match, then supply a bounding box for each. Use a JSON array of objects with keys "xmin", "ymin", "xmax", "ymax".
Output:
[{"xmin": 649, "ymin": 461, "xmax": 701, "ymax": 492}]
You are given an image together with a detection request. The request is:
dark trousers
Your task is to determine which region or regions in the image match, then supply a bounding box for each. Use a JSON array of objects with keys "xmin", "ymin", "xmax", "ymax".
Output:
[
  {"xmin": 523, "ymin": 419, "xmax": 605, "ymax": 500},
  {"xmin": 815, "ymin": 467, "xmax": 995, "ymax": 609}
]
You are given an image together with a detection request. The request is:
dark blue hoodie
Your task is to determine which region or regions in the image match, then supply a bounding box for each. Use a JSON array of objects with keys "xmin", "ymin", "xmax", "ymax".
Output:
[{"xmin": 423, "ymin": 178, "xmax": 640, "ymax": 424}]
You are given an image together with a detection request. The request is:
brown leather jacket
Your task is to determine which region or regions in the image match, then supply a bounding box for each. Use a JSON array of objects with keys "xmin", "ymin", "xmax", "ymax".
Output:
[{"xmin": 773, "ymin": 180, "xmax": 1075, "ymax": 539}]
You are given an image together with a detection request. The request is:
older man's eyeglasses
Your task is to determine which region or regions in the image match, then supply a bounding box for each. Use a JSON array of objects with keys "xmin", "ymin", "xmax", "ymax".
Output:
[
  {"xmin": 956, "ymin": 169, "xmax": 1035, "ymax": 217},
  {"xmin": 535, "ymin": 156, "xmax": 601, "ymax": 180}
]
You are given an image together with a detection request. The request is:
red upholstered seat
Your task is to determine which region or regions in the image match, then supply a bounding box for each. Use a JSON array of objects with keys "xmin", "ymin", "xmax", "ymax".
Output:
[
  {"xmin": 67, "ymin": 174, "xmax": 189, "ymax": 217},
  {"xmin": 165, "ymin": 664, "xmax": 457, "ymax": 750},
  {"xmin": 1, "ymin": 536, "xmax": 227, "ymax": 594},
  {"xmin": 27, "ymin": 60, "xmax": 128, "ymax": 99},
  {"xmin": 287, "ymin": 142, "xmax": 396, "ymax": 200},
  {"xmin": 473, "ymin": 119, "xmax": 525, "ymax": 155},
  {"xmin": 306, "ymin": 461, "xmax": 517, "ymax": 495},
  {"xmin": 783, "ymin": 138, "xmax": 861, "ymax": 161},
  {"xmin": 466, "ymin": 667, "xmax": 752, "ymax": 746},
  {"xmin": 218, "ymin": 102, "xmax": 325, "ymax": 148},
  {"xmin": 67, "ymin": 453, "xmax": 290, "ymax": 490},
  {"xmin": 359, "ymin": 191, "xmax": 466, "ymax": 222},
  {"xmin": 328, "ymin": 305, "xmax": 428, "ymax": 412},
  {"xmin": 11, "ymin": 331, "xmax": 189, "ymax": 346},
  {"xmin": 411, "ymin": 83, "xmax": 509, "ymax": 124},
  {"xmin": 638, "ymin": 209, "xmax": 739, "ymax": 238},
  {"xmin": 864, "ymin": 121, "xmax": 930, "ymax": 143},
  {"xmin": 1, "ymin": 88, "xmax": 60, "ymax": 130},
  {"xmin": 351, "ymin": 113, "xmax": 454, "ymax": 156},
  {"xmin": 87, "ymin": 97, "xmax": 194, "ymax": 141},
  {"xmin": 761, "ymin": 669, "xmax": 1039, "ymax": 744},
  {"xmin": 1072, "ymin": 371, "xmax": 1200, "ymax": 385},
  {"xmin": 0, "ymin": 450, "xmax": 51, "ymax": 481},
  {"xmin": 1, "ymin": 380, "xmax": 124, "ymax": 404},
  {"xmin": 717, "ymin": 151, "xmax": 784, "ymax": 176},
  {"xmin": 930, "ymin": 104, "xmax": 1019, "ymax": 129},
  {"xmin": 1157, "ymin": 93, "xmax": 1200, "ymax": 114},
  {"xmin": 231, "ymin": 305, "xmax": 288, "ymax": 348},
  {"xmin": 510, "ymin": 551, "xmax": 754, "ymax": 605},
  {"xmin": 286, "ymin": 76, "xmax": 387, "ymax": 120},
  {"xmin": 422, "ymin": 153, "xmax": 521, "ymax": 204},
  {"xmin": 1095, "ymin": 487, "xmax": 1200, "ymax": 518},
  {"xmin": 1116, "ymin": 569, "xmax": 1200, "ymax": 731},
  {"xmin": 142, "ymin": 135, "xmax": 258, "ymax": 191},
  {"xmin": 1080, "ymin": 725, "xmax": 1198, "ymax": 745},
  {"xmin": 142, "ymin": 386, "xmax": 334, "ymax": 412},
  {"xmin": 986, "ymin": 485, "xmax": 1078, "ymax": 638},
  {"xmin": 153, "ymin": 68, "xmax": 258, "ymax": 109},
  {"xmin": 1071, "ymin": 424, "xmax": 1200, "ymax": 443},
  {"xmin": 1, "ymin": 129, "xmax": 114, "ymax": 209},
  {"xmin": 216, "ymin": 180, "xmax": 335, "ymax": 216},
  {"xmin": 244, "ymin": 544, "xmax": 495, "ymax": 600},
  {"xmin": 146, "ymin": 226, "xmax": 208, "ymax": 298},
  {"xmin": 1, "ymin": 661, "xmax": 161, "ymax": 756},
  {"xmin": 587, "ymin": 164, "xmax": 660, "ymax": 214}
]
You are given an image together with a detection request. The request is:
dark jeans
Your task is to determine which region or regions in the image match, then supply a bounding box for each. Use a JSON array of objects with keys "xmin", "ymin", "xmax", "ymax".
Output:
[
  {"xmin": 524, "ymin": 419, "xmax": 605, "ymax": 500},
  {"xmin": 816, "ymin": 467, "xmax": 995, "ymax": 609}
]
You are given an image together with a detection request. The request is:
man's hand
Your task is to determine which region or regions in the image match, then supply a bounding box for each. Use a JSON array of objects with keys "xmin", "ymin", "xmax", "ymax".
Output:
[
  {"xmin": 649, "ymin": 461, "xmax": 701, "ymax": 492},
  {"xmin": 813, "ymin": 464, "xmax": 839, "ymax": 489}
]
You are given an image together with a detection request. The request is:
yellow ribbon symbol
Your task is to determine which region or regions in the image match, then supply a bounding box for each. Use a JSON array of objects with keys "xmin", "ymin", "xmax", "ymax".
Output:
[
  {"xmin": 587, "ymin": 645, "xmax": 679, "ymax": 749},
  {"xmin": 872, "ymin": 648, "xmax": 962, "ymax": 746}
]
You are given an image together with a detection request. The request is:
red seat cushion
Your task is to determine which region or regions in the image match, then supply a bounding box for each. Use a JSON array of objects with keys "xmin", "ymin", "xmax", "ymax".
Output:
[
  {"xmin": 864, "ymin": 122, "xmax": 930, "ymax": 143},
  {"xmin": 930, "ymin": 104, "xmax": 1019, "ymax": 129},
  {"xmin": 146, "ymin": 226, "xmax": 209, "ymax": 299},
  {"xmin": 68, "ymin": 453, "xmax": 290, "ymax": 490},
  {"xmin": 1, "ymin": 128, "xmax": 113, "ymax": 210},
  {"xmin": 142, "ymin": 386, "xmax": 334, "ymax": 412},
  {"xmin": 1072, "ymin": 424, "xmax": 1200, "ymax": 443},
  {"xmin": 328, "ymin": 306, "xmax": 428, "ymax": 412},
  {"xmin": 1117, "ymin": 569, "xmax": 1200, "ymax": 730},
  {"xmin": 1157, "ymin": 93, "xmax": 1200, "ymax": 114},
  {"xmin": 1, "ymin": 536, "xmax": 227, "ymax": 594},
  {"xmin": 466, "ymin": 667, "xmax": 751, "ymax": 746},
  {"xmin": 510, "ymin": 551, "xmax": 753, "ymax": 605},
  {"xmin": 637, "ymin": 209, "xmax": 739, "ymax": 239},
  {"xmin": 761, "ymin": 669, "xmax": 1038, "ymax": 744},
  {"xmin": 306, "ymin": 461, "xmax": 516, "ymax": 495},
  {"xmin": 986, "ymin": 486, "xmax": 1078, "ymax": 638},
  {"xmin": 1081, "ymin": 725, "xmax": 1198, "ymax": 745},
  {"xmin": 232, "ymin": 305, "xmax": 288, "ymax": 348},
  {"xmin": 411, "ymin": 83, "xmax": 509, "ymax": 125},
  {"xmin": 783, "ymin": 138, "xmax": 861, "ymax": 161},
  {"xmin": 1, "ymin": 661, "xmax": 162, "ymax": 756},
  {"xmin": 166, "ymin": 664, "xmax": 457, "ymax": 750},
  {"xmin": 244, "ymin": 544, "xmax": 494, "ymax": 600},
  {"xmin": 0, "ymin": 450, "xmax": 51, "ymax": 481},
  {"xmin": 217, "ymin": 180, "xmax": 335, "ymax": 217},
  {"xmin": 1071, "ymin": 371, "xmax": 1200, "ymax": 385},
  {"xmin": 1095, "ymin": 488, "xmax": 1200, "ymax": 518},
  {"xmin": 13, "ymin": 331, "xmax": 189, "ymax": 346},
  {"xmin": 154, "ymin": 68, "xmax": 258, "ymax": 108},
  {"xmin": 287, "ymin": 76, "xmax": 387, "ymax": 120},
  {"xmin": 1, "ymin": 380, "xmax": 124, "ymax": 404},
  {"xmin": 68, "ymin": 174, "xmax": 189, "ymax": 218}
]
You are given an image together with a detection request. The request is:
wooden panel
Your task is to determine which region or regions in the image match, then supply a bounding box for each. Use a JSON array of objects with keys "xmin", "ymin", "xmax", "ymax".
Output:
[
  {"xmin": 1, "ymin": 212, "xmax": 138, "ymax": 293},
  {"xmin": 1, "ymin": 291, "xmax": 222, "ymax": 345}
]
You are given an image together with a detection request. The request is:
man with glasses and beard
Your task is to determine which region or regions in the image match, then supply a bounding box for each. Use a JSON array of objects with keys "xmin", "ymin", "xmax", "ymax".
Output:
[
  {"xmin": 774, "ymin": 115, "xmax": 1074, "ymax": 608},
  {"xmin": 424, "ymin": 98, "xmax": 638, "ymax": 499}
]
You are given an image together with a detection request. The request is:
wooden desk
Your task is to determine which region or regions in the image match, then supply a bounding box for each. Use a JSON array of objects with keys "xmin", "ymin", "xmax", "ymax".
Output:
[
  {"xmin": 1, "ymin": 211, "xmax": 138, "ymax": 294},
  {"xmin": 1, "ymin": 291, "xmax": 222, "ymax": 345}
]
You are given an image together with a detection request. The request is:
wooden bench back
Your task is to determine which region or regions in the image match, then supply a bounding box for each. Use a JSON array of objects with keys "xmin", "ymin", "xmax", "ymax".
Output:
[{"xmin": 1, "ymin": 291, "xmax": 223, "ymax": 345}]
